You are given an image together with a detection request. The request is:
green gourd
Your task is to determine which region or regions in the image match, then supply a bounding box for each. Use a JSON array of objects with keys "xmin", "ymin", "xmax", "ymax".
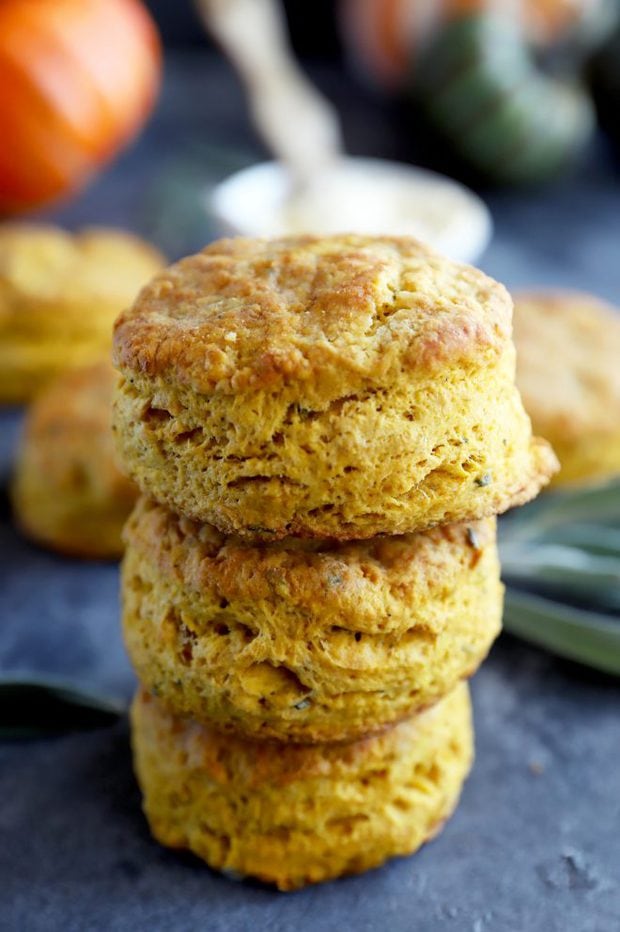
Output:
[{"xmin": 412, "ymin": 13, "xmax": 595, "ymax": 185}]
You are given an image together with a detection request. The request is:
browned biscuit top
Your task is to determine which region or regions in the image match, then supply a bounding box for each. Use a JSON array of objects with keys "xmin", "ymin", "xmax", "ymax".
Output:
[
  {"xmin": 124, "ymin": 496, "xmax": 496, "ymax": 633},
  {"xmin": 114, "ymin": 234, "xmax": 512, "ymax": 398}
]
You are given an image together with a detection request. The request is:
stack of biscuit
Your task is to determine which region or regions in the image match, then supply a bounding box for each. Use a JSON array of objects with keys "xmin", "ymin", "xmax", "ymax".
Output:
[{"xmin": 112, "ymin": 235, "xmax": 557, "ymax": 890}]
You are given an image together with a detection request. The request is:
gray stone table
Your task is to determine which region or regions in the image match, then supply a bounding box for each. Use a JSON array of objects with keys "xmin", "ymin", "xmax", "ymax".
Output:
[{"xmin": 1, "ymin": 54, "xmax": 619, "ymax": 932}]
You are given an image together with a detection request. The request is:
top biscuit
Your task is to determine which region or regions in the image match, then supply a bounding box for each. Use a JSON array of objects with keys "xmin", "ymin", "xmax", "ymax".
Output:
[
  {"xmin": 514, "ymin": 290, "xmax": 620, "ymax": 486},
  {"xmin": 113, "ymin": 235, "xmax": 556, "ymax": 539}
]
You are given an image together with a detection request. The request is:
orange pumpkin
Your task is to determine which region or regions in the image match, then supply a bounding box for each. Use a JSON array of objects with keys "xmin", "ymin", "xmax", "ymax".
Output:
[{"xmin": 0, "ymin": 0, "xmax": 161, "ymax": 213}]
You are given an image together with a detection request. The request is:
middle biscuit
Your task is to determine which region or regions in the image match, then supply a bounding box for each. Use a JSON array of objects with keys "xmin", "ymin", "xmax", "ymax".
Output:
[{"xmin": 122, "ymin": 497, "xmax": 502, "ymax": 743}]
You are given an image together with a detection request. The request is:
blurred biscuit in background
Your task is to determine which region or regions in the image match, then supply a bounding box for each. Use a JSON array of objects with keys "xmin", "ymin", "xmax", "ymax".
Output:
[
  {"xmin": 12, "ymin": 360, "xmax": 138, "ymax": 559},
  {"xmin": 0, "ymin": 224, "xmax": 164, "ymax": 404},
  {"xmin": 514, "ymin": 290, "xmax": 620, "ymax": 487}
]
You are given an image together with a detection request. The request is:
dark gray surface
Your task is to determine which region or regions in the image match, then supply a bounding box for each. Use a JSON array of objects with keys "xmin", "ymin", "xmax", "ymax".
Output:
[
  {"xmin": 1, "ymin": 53, "xmax": 619, "ymax": 932},
  {"xmin": 2, "ymin": 640, "xmax": 620, "ymax": 932}
]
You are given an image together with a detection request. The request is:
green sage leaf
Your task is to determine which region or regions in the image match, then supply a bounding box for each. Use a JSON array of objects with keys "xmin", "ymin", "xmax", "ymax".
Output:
[
  {"xmin": 0, "ymin": 679, "xmax": 125, "ymax": 739},
  {"xmin": 503, "ymin": 589, "xmax": 620, "ymax": 676}
]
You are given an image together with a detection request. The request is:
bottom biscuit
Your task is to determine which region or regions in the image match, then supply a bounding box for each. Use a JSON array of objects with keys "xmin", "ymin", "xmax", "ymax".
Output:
[{"xmin": 131, "ymin": 682, "xmax": 473, "ymax": 890}]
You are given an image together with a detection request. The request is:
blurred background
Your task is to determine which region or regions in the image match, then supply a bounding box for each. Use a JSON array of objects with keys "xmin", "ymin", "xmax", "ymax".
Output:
[
  {"xmin": 147, "ymin": 0, "xmax": 340, "ymax": 55},
  {"xmin": 16, "ymin": 0, "xmax": 617, "ymax": 290}
]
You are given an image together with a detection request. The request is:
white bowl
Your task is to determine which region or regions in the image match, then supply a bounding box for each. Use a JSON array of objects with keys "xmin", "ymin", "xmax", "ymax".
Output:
[{"xmin": 209, "ymin": 157, "xmax": 492, "ymax": 264}]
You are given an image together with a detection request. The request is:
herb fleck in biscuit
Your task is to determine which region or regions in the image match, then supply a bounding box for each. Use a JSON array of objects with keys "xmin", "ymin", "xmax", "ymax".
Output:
[
  {"xmin": 0, "ymin": 224, "xmax": 164, "ymax": 403},
  {"xmin": 131, "ymin": 682, "xmax": 473, "ymax": 891},
  {"xmin": 122, "ymin": 496, "xmax": 501, "ymax": 742},
  {"xmin": 113, "ymin": 235, "xmax": 556, "ymax": 540},
  {"xmin": 514, "ymin": 290, "xmax": 620, "ymax": 486},
  {"xmin": 12, "ymin": 360, "xmax": 137, "ymax": 559}
]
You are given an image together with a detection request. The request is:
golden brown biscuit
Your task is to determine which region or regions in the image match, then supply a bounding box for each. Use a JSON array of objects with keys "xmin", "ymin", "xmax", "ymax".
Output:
[
  {"xmin": 0, "ymin": 224, "xmax": 164, "ymax": 403},
  {"xmin": 514, "ymin": 290, "xmax": 620, "ymax": 486},
  {"xmin": 113, "ymin": 235, "xmax": 556, "ymax": 540},
  {"xmin": 12, "ymin": 360, "xmax": 137, "ymax": 559},
  {"xmin": 131, "ymin": 682, "xmax": 473, "ymax": 890},
  {"xmin": 122, "ymin": 496, "xmax": 501, "ymax": 742}
]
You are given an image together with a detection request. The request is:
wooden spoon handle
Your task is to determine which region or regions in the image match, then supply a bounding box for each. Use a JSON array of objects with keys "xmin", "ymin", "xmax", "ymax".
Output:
[{"xmin": 196, "ymin": 0, "xmax": 342, "ymax": 183}]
